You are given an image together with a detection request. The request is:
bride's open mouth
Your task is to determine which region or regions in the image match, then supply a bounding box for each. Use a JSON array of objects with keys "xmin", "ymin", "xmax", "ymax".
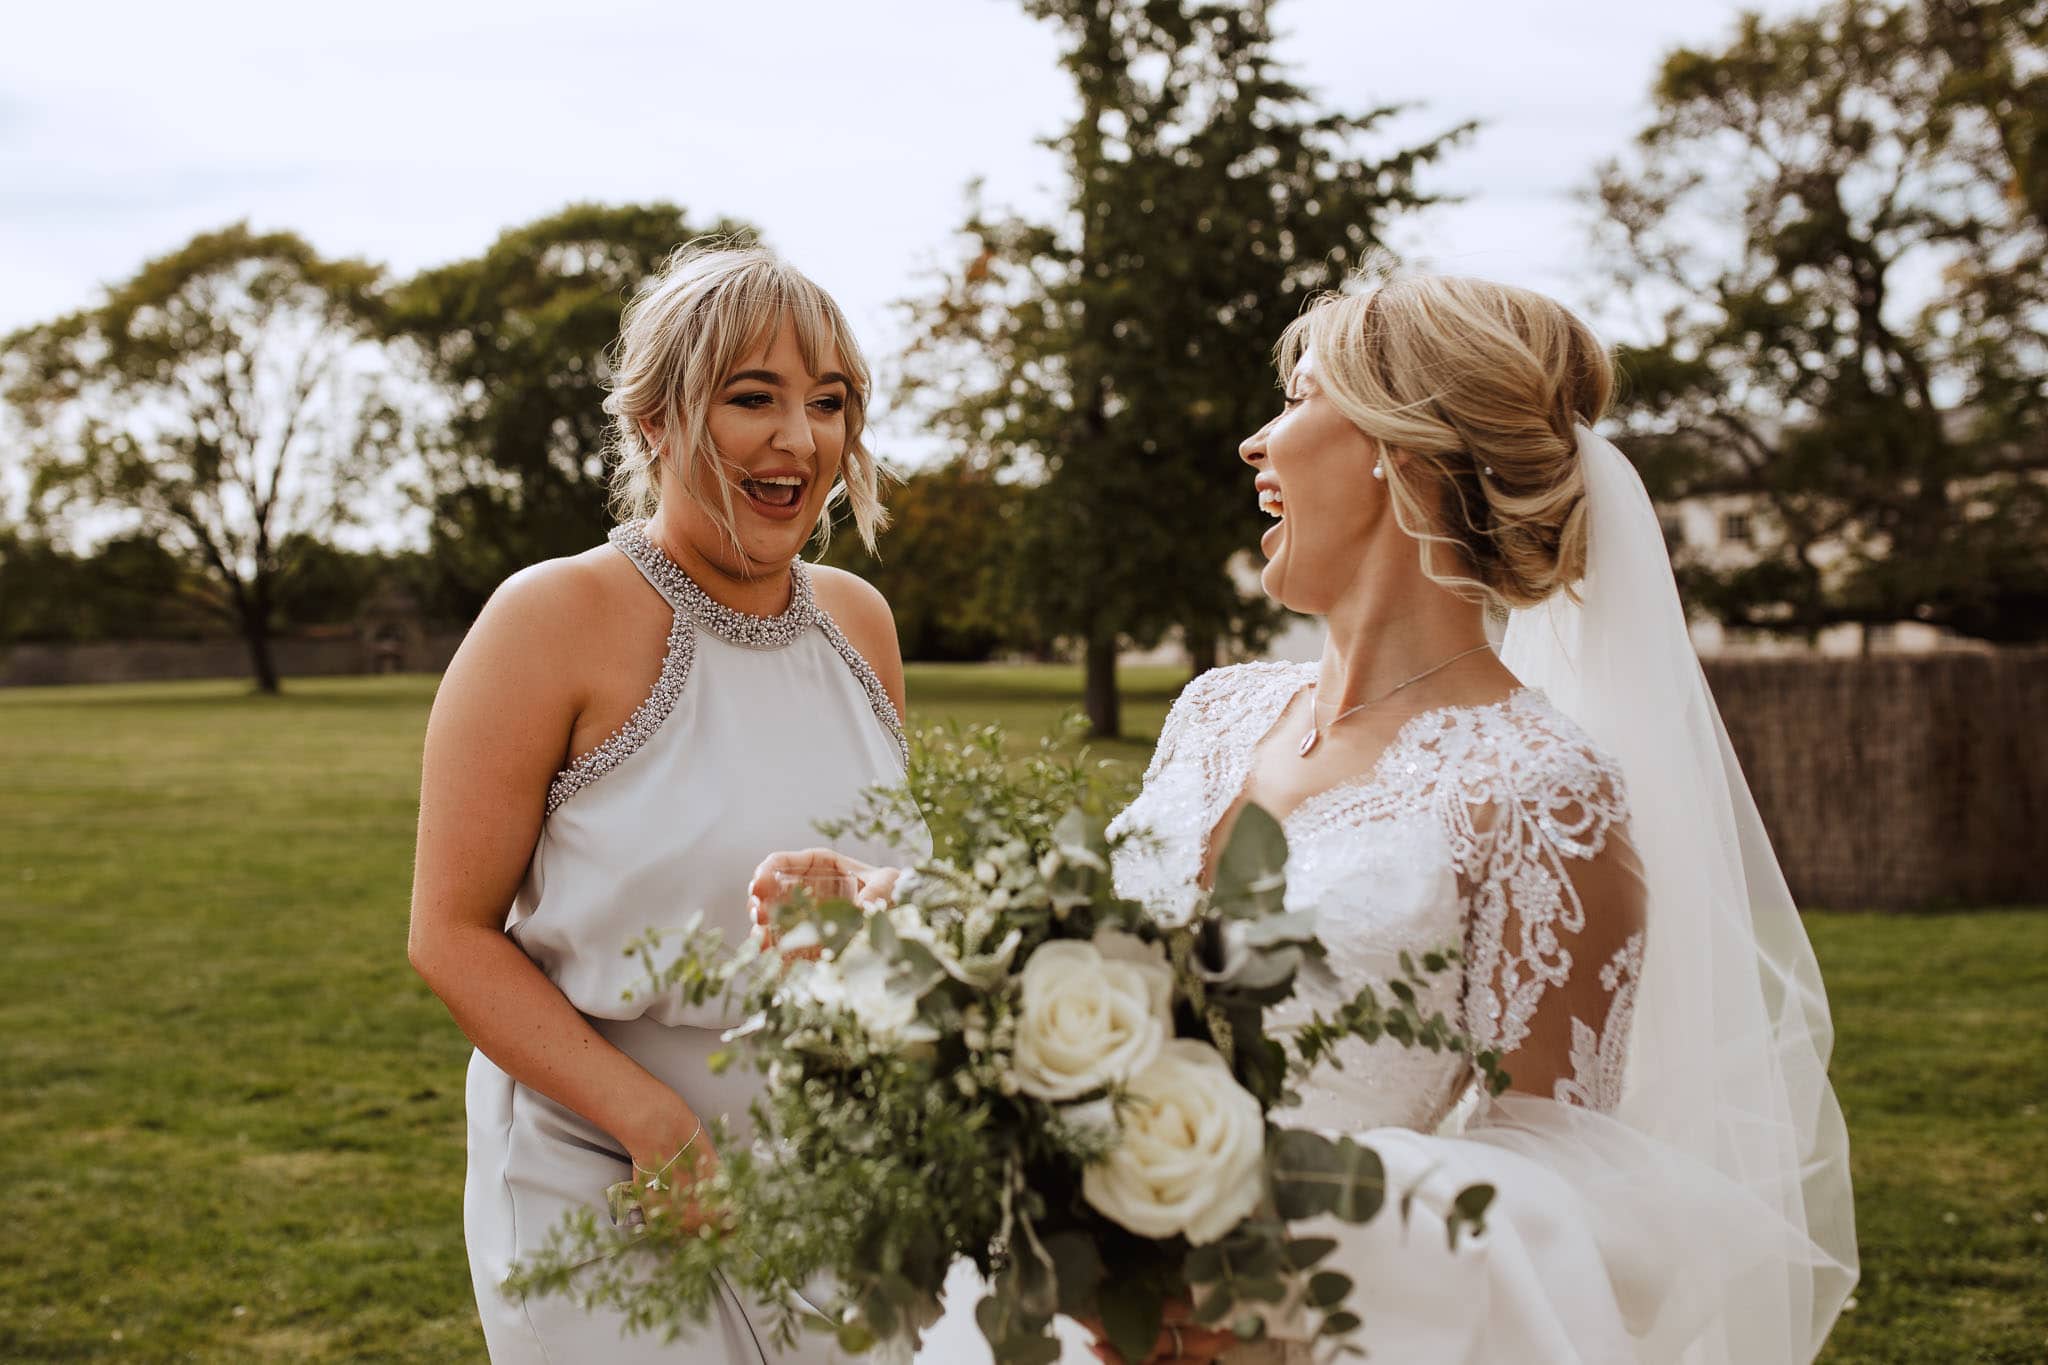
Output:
[
  {"xmin": 739, "ymin": 473, "xmax": 809, "ymax": 521},
  {"xmin": 1257, "ymin": 481, "xmax": 1285, "ymax": 554}
]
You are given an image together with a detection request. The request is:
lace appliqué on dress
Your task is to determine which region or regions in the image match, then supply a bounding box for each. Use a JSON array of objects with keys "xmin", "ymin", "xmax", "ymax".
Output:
[
  {"xmin": 1112, "ymin": 664, "xmax": 1640, "ymax": 1129},
  {"xmin": 1556, "ymin": 931, "xmax": 1644, "ymax": 1111},
  {"xmin": 1109, "ymin": 661, "xmax": 1312, "ymax": 928},
  {"xmin": 1450, "ymin": 712, "xmax": 1631, "ymax": 1061}
]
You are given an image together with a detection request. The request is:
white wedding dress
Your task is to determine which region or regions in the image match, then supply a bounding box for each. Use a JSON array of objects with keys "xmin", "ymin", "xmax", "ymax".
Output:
[
  {"xmin": 920, "ymin": 428, "xmax": 1855, "ymax": 1365},
  {"xmin": 1106, "ymin": 664, "xmax": 1648, "ymax": 1363}
]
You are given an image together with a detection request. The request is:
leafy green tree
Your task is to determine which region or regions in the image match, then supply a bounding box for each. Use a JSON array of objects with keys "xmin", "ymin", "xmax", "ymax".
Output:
[
  {"xmin": 903, "ymin": 0, "xmax": 1463, "ymax": 735},
  {"xmin": 3, "ymin": 225, "xmax": 405, "ymax": 689},
  {"xmin": 823, "ymin": 460, "xmax": 1042, "ymax": 661},
  {"xmin": 1594, "ymin": 0, "xmax": 2048, "ymax": 641},
  {"xmin": 387, "ymin": 203, "xmax": 751, "ymax": 613}
]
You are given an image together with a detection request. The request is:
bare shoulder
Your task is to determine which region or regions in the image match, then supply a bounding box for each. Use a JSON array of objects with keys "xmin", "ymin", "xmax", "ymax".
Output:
[
  {"xmin": 809, "ymin": 563, "xmax": 891, "ymax": 625},
  {"xmin": 477, "ymin": 545, "xmax": 629, "ymax": 642},
  {"xmin": 440, "ymin": 544, "xmax": 652, "ymax": 717},
  {"xmin": 808, "ymin": 564, "xmax": 907, "ymax": 715},
  {"xmin": 809, "ymin": 564, "xmax": 897, "ymax": 653}
]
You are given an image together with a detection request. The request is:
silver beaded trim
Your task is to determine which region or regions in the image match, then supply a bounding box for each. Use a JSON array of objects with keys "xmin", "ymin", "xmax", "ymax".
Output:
[
  {"xmin": 815, "ymin": 609, "xmax": 911, "ymax": 768},
  {"xmin": 612, "ymin": 521, "xmax": 817, "ymax": 648},
  {"xmin": 544, "ymin": 609, "xmax": 696, "ymax": 815},
  {"xmin": 544, "ymin": 523, "xmax": 906, "ymax": 814}
]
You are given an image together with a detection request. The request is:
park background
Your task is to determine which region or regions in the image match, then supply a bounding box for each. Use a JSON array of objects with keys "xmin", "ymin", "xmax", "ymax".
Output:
[{"xmin": 2, "ymin": 1, "xmax": 2044, "ymax": 1362}]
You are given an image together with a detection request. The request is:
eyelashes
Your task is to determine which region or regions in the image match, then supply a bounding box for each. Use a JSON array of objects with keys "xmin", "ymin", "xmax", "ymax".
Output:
[{"xmin": 725, "ymin": 392, "xmax": 847, "ymax": 413}]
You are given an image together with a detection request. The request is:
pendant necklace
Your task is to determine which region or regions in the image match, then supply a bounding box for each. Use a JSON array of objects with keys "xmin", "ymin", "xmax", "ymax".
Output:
[{"xmin": 1299, "ymin": 642, "xmax": 1494, "ymax": 758}]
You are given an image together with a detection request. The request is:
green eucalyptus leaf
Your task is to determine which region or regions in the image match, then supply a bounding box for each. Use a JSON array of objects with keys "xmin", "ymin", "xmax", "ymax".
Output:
[
  {"xmin": 1193, "ymin": 1285, "xmax": 1235, "ymax": 1324},
  {"xmin": 1268, "ymin": 1129, "xmax": 1342, "ymax": 1219},
  {"xmin": 1318, "ymin": 1309, "xmax": 1363, "ymax": 1337},
  {"xmin": 1100, "ymin": 1283, "xmax": 1165, "ymax": 1365},
  {"xmin": 1209, "ymin": 802, "xmax": 1289, "ymax": 918},
  {"xmin": 1283, "ymin": 1236, "xmax": 1338, "ymax": 1269},
  {"xmin": 1306, "ymin": 1270, "xmax": 1352, "ymax": 1308},
  {"xmin": 1238, "ymin": 1276, "xmax": 1288, "ymax": 1303},
  {"xmin": 1046, "ymin": 1231, "xmax": 1103, "ymax": 1317},
  {"xmin": 1329, "ymin": 1138, "xmax": 1386, "ymax": 1223},
  {"xmin": 1183, "ymin": 1243, "xmax": 1227, "ymax": 1284}
]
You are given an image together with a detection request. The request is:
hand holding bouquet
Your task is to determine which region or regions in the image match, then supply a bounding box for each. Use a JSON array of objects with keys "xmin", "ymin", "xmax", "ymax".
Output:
[{"xmin": 511, "ymin": 723, "xmax": 1504, "ymax": 1362}]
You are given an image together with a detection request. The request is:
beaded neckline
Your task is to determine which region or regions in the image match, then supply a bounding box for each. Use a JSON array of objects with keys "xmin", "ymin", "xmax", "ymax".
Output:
[{"xmin": 610, "ymin": 520, "xmax": 817, "ymax": 649}]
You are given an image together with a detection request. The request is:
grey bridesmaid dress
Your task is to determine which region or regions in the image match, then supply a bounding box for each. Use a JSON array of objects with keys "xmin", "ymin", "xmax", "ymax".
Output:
[{"xmin": 464, "ymin": 522, "xmax": 915, "ymax": 1363}]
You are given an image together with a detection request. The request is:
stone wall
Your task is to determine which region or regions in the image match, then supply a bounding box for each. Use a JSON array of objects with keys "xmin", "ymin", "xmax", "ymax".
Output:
[{"xmin": 0, "ymin": 630, "xmax": 469, "ymax": 687}]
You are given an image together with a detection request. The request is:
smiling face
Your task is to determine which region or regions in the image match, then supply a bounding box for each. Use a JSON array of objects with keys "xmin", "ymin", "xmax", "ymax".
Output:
[
  {"xmin": 1239, "ymin": 348, "xmax": 1387, "ymax": 614},
  {"xmin": 663, "ymin": 317, "xmax": 850, "ymax": 579}
]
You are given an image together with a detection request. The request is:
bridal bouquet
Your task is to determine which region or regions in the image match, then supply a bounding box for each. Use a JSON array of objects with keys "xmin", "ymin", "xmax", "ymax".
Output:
[{"xmin": 510, "ymin": 720, "xmax": 1504, "ymax": 1362}]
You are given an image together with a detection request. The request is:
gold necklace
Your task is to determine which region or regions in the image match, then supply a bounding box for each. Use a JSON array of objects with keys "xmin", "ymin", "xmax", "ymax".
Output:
[{"xmin": 1299, "ymin": 643, "xmax": 1494, "ymax": 758}]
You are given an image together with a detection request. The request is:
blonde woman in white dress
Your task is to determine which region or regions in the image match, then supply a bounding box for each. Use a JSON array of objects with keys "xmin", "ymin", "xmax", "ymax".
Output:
[
  {"xmin": 408, "ymin": 245, "xmax": 915, "ymax": 1364},
  {"xmin": 1083, "ymin": 272, "xmax": 1855, "ymax": 1364},
  {"xmin": 781, "ymin": 271, "xmax": 1856, "ymax": 1365}
]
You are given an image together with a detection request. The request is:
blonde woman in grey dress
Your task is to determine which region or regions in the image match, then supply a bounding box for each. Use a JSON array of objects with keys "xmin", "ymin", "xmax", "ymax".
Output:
[{"xmin": 408, "ymin": 245, "xmax": 916, "ymax": 1364}]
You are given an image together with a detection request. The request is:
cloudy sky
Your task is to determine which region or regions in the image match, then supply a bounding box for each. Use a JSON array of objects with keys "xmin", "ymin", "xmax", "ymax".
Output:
[{"xmin": 2, "ymin": 0, "xmax": 1812, "ymax": 461}]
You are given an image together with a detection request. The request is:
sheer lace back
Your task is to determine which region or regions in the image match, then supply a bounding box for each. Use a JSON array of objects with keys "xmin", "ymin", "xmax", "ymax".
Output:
[{"xmin": 1110, "ymin": 662, "xmax": 1646, "ymax": 1130}]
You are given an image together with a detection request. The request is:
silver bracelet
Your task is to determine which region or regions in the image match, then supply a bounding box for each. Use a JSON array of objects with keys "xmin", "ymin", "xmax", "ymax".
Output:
[{"xmin": 632, "ymin": 1122, "xmax": 703, "ymax": 1192}]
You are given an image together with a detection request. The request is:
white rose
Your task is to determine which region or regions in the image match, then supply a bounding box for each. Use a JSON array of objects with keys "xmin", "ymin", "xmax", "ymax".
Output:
[
  {"xmin": 1010, "ymin": 929, "xmax": 1173, "ymax": 1101},
  {"xmin": 1082, "ymin": 1039, "xmax": 1266, "ymax": 1245}
]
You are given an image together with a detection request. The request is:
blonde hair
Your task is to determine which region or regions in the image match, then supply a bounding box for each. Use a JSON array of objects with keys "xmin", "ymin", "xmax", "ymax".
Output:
[
  {"xmin": 604, "ymin": 240, "xmax": 887, "ymax": 556},
  {"xmin": 1276, "ymin": 270, "xmax": 1613, "ymax": 608}
]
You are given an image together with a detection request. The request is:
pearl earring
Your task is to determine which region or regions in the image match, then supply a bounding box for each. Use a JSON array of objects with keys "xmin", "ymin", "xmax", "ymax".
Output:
[{"xmin": 1370, "ymin": 463, "xmax": 1384, "ymax": 481}]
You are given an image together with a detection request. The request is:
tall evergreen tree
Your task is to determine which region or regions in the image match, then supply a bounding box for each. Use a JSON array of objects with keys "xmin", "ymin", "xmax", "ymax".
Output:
[{"xmin": 904, "ymin": 0, "xmax": 1464, "ymax": 736}]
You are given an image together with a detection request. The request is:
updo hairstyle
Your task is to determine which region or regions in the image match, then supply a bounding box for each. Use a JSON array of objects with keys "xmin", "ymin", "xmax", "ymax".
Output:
[
  {"xmin": 604, "ymin": 240, "xmax": 887, "ymax": 555},
  {"xmin": 1276, "ymin": 271, "xmax": 1614, "ymax": 607}
]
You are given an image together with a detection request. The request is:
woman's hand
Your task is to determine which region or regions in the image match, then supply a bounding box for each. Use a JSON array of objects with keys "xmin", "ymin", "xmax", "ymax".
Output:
[
  {"xmin": 747, "ymin": 848, "xmax": 907, "ymax": 956},
  {"xmin": 621, "ymin": 1106, "xmax": 726, "ymax": 1236},
  {"xmin": 1080, "ymin": 1299, "xmax": 1239, "ymax": 1364}
]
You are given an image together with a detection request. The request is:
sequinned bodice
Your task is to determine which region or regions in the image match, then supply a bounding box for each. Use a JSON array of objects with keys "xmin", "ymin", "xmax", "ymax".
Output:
[{"xmin": 1109, "ymin": 661, "xmax": 1641, "ymax": 1132}]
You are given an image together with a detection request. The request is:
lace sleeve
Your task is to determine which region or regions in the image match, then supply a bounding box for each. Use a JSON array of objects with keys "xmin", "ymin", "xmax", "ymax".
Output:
[
  {"xmin": 1139, "ymin": 664, "xmax": 1235, "ymax": 785},
  {"xmin": 1459, "ymin": 732, "xmax": 1645, "ymax": 1112}
]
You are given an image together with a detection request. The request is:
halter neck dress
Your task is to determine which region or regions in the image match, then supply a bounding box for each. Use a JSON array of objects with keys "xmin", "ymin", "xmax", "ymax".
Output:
[{"xmin": 464, "ymin": 522, "xmax": 917, "ymax": 1364}]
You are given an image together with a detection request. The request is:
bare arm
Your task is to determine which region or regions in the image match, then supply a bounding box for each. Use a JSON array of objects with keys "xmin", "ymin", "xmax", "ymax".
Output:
[{"xmin": 407, "ymin": 560, "xmax": 701, "ymax": 1172}]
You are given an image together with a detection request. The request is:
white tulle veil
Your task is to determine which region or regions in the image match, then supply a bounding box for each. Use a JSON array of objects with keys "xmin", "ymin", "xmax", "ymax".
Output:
[{"xmin": 1494, "ymin": 425, "xmax": 1859, "ymax": 1362}]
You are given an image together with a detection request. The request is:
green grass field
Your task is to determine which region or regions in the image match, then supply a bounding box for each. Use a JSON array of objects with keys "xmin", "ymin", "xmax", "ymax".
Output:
[{"xmin": 2, "ymin": 669, "xmax": 2042, "ymax": 1363}]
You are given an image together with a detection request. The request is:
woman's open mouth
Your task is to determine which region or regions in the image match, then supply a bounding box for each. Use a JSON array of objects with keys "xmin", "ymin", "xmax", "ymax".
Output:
[
  {"xmin": 1258, "ymin": 484, "xmax": 1285, "ymax": 555},
  {"xmin": 740, "ymin": 474, "xmax": 809, "ymax": 521}
]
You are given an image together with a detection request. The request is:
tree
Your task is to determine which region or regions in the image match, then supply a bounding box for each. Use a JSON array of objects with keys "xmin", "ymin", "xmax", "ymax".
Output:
[
  {"xmin": 387, "ymin": 203, "xmax": 751, "ymax": 614},
  {"xmin": 1594, "ymin": 0, "xmax": 2048, "ymax": 642},
  {"xmin": 4, "ymin": 225, "xmax": 406, "ymax": 690},
  {"xmin": 822, "ymin": 460, "xmax": 1043, "ymax": 661},
  {"xmin": 903, "ymin": 0, "xmax": 1463, "ymax": 736},
  {"xmin": 0, "ymin": 527, "xmax": 209, "ymax": 643}
]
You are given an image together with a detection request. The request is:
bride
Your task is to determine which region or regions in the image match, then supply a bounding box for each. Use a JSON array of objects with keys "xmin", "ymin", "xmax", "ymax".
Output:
[{"xmin": 765, "ymin": 270, "xmax": 1858, "ymax": 1364}]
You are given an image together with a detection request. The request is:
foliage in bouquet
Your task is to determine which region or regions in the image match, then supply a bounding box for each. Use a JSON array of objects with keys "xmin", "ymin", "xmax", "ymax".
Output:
[{"xmin": 508, "ymin": 719, "xmax": 1504, "ymax": 1363}]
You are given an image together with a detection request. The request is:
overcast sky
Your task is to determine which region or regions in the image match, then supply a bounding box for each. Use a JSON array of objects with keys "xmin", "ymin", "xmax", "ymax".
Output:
[{"xmin": 2, "ymin": 0, "xmax": 1814, "ymax": 464}]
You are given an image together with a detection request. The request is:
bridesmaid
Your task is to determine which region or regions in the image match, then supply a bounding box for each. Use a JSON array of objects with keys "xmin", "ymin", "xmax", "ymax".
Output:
[{"xmin": 408, "ymin": 243, "xmax": 914, "ymax": 1364}]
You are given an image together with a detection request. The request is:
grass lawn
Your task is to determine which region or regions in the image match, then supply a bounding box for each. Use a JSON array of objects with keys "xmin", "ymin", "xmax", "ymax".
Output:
[{"xmin": 1, "ymin": 668, "xmax": 2042, "ymax": 1363}]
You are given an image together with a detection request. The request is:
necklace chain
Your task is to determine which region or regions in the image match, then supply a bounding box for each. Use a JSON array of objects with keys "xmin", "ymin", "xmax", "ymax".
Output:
[{"xmin": 1299, "ymin": 642, "xmax": 1494, "ymax": 758}]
